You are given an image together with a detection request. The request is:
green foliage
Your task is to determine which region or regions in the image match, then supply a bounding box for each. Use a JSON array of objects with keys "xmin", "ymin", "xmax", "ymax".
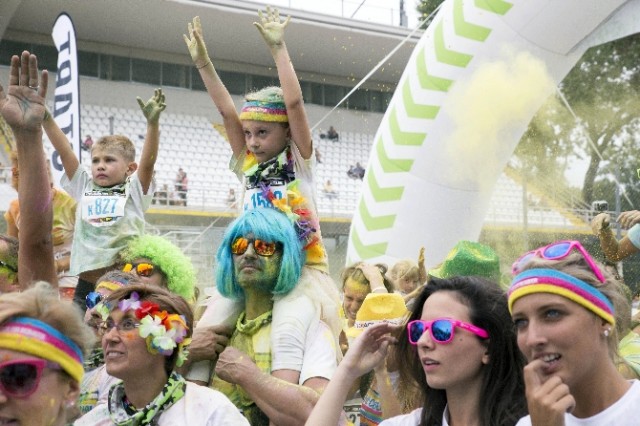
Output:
[{"xmin": 415, "ymin": 0, "xmax": 445, "ymax": 29}]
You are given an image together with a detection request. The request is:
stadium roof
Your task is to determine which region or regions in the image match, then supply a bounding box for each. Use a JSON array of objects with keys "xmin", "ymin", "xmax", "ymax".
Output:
[{"xmin": 0, "ymin": 0, "xmax": 421, "ymax": 87}]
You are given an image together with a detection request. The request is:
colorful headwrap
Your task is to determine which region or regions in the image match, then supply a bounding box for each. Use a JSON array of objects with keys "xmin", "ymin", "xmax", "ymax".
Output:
[
  {"xmin": 96, "ymin": 276, "xmax": 130, "ymax": 292},
  {"xmin": 239, "ymin": 100, "xmax": 288, "ymax": 123},
  {"xmin": 0, "ymin": 317, "xmax": 84, "ymax": 382},
  {"xmin": 97, "ymin": 292, "xmax": 191, "ymax": 367},
  {"xmin": 508, "ymin": 268, "xmax": 615, "ymax": 325}
]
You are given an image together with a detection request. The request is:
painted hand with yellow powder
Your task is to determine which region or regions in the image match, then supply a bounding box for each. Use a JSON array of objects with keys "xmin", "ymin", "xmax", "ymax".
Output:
[
  {"xmin": 137, "ymin": 88, "xmax": 166, "ymax": 125},
  {"xmin": 215, "ymin": 346, "xmax": 258, "ymax": 384},
  {"xmin": 183, "ymin": 16, "xmax": 211, "ymax": 69},
  {"xmin": 254, "ymin": 6, "xmax": 290, "ymax": 49}
]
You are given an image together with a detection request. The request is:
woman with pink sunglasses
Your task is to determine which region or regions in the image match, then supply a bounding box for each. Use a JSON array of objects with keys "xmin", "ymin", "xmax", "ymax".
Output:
[
  {"xmin": 0, "ymin": 283, "xmax": 94, "ymax": 425},
  {"xmin": 509, "ymin": 242, "xmax": 638, "ymax": 426},
  {"xmin": 306, "ymin": 276, "xmax": 527, "ymax": 426}
]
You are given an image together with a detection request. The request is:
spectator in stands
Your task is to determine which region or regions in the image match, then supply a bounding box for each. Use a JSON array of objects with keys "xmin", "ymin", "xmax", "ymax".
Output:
[
  {"xmin": 185, "ymin": 7, "xmax": 341, "ymax": 387},
  {"xmin": 76, "ymin": 284, "xmax": 248, "ymax": 425},
  {"xmin": 348, "ymin": 162, "xmax": 365, "ymax": 180},
  {"xmin": 592, "ymin": 210, "xmax": 640, "ymax": 261},
  {"xmin": 509, "ymin": 242, "xmax": 638, "ymax": 425},
  {"xmin": 323, "ymin": 179, "xmax": 337, "ymax": 199},
  {"xmin": 315, "ymin": 147, "xmax": 322, "ymax": 163},
  {"xmin": 201, "ymin": 208, "xmax": 336, "ymax": 425},
  {"xmin": 153, "ymin": 183, "xmax": 170, "ymax": 205},
  {"xmin": 118, "ymin": 234, "xmax": 196, "ymax": 302},
  {"xmin": 5, "ymin": 149, "xmax": 78, "ymax": 298},
  {"xmin": 175, "ymin": 167, "xmax": 188, "ymax": 206},
  {"xmin": 307, "ymin": 275, "xmax": 527, "ymax": 426},
  {"xmin": 226, "ymin": 187, "xmax": 237, "ymax": 208},
  {"xmin": 320, "ymin": 126, "xmax": 340, "ymax": 141},
  {"xmin": 0, "ymin": 283, "xmax": 94, "ymax": 426},
  {"xmin": 0, "ymin": 50, "xmax": 58, "ymax": 289},
  {"xmin": 43, "ymin": 87, "xmax": 165, "ymax": 308},
  {"xmin": 81, "ymin": 135, "xmax": 93, "ymax": 151}
]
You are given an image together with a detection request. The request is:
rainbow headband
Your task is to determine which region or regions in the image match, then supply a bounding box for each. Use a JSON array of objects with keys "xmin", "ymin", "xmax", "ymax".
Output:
[
  {"xmin": 0, "ymin": 317, "xmax": 84, "ymax": 382},
  {"xmin": 508, "ymin": 268, "xmax": 615, "ymax": 325},
  {"xmin": 239, "ymin": 100, "xmax": 288, "ymax": 122}
]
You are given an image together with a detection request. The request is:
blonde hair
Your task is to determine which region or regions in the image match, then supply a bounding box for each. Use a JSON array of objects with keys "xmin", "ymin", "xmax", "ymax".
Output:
[
  {"xmin": 389, "ymin": 259, "xmax": 419, "ymax": 283},
  {"xmin": 92, "ymin": 135, "xmax": 136, "ymax": 163},
  {"xmin": 245, "ymin": 86, "xmax": 284, "ymax": 103},
  {"xmin": 0, "ymin": 282, "xmax": 94, "ymax": 359}
]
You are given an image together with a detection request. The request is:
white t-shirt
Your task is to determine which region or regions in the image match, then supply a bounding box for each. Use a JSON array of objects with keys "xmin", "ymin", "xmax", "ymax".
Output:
[
  {"xmin": 516, "ymin": 380, "xmax": 640, "ymax": 426},
  {"xmin": 627, "ymin": 224, "xmax": 640, "ymax": 250},
  {"xmin": 75, "ymin": 382, "xmax": 249, "ymax": 425},
  {"xmin": 62, "ymin": 168, "xmax": 153, "ymax": 274},
  {"xmin": 378, "ymin": 408, "xmax": 423, "ymax": 425}
]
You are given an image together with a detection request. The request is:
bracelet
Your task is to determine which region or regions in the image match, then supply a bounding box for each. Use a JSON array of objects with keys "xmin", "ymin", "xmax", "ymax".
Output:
[{"xmin": 197, "ymin": 60, "xmax": 212, "ymax": 70}]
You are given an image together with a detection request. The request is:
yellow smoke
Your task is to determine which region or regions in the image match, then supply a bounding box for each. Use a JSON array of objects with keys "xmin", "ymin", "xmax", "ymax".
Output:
[{"xmin": 442, "ymin": 50, "xmax": 555, "ymax": 191}]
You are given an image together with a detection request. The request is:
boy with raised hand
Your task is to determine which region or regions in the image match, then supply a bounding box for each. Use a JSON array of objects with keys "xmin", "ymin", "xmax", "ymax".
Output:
[{"xmin": 44, "ymin": 88, "xmax": 166, "ymax": 305}]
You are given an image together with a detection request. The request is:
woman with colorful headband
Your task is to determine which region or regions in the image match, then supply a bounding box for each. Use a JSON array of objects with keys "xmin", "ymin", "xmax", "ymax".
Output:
[
  {"xmin": 509, "ymin": 240, "xmax": 638, "ymax": 425},
  {"xmin": 75, "ymin": 284, "xmax": 247, "ymax": 425},
  {"xmin": 307, "ymin": 275, "xmax": 527, "ymax": 426},
  {"xmin": 118, "ymin": 234, "xmax": 196, "ymax": 303},
  {"xmin": 77, "ymin": 270, "xmax": 140, "ymax": 417},
  {"xmin": 0, "ymin": 282, "xmax": 94, "ymax": 425}
]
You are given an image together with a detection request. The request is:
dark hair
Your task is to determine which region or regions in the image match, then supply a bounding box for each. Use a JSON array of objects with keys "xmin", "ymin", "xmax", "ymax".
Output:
[
  {"xmin": 105, "ymin": 284, "xmax": 193, "ymax": 376},
  {"xmin": 396, "ymin": 276, "xmax": 527, "ymax": 426}
]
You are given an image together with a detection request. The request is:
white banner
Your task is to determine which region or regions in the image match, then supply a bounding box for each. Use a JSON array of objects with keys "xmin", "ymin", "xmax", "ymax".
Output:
[
  {"xmin": 347, "ymin": 0, "xmax": 640, "ymax": 268},
  {"xmin": 50, "ymin": 12, "xmax": 81, "ymax": 186}
]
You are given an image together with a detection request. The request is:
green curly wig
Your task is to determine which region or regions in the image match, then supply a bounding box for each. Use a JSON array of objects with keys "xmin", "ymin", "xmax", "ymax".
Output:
[{"xmin": 118, "ymin": 235, "xmax": 196, "ymax": 302}]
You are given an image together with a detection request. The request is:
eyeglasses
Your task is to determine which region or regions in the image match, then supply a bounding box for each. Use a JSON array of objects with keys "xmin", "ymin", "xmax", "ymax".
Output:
[
  {"xmin": 122, "ymin": 262, "xmax": 156, "ymax": 277},
  {"xmin": 407, "ymin": 318, "xmax": 489, "ymax": 345},
  {"xmin": 231, "ymin": 237, "xmax": 278, "ymax": 256},
  {"xmin": 100, "ymin": 317, "xmax": 140, "ymax": 335},
  {"xmin": 0, "ymin": 260, "xmax": 17, "ymax": 274},
  {"xmin": 511, "ymin": 240, "xmax": 605, "ymax": 283},
  {"xmin": 0, "ymin": 359, "xmax": 60, "ymax": 398},
  {"xmin": 85, "ymin": 292, "xmax": 104, "ymax": 309}
]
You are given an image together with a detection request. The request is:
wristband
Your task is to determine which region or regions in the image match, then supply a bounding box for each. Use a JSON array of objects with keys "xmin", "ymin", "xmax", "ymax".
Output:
[{"xmin": 197, "ymin": 60, "xmax": 212, "ymax": 69}]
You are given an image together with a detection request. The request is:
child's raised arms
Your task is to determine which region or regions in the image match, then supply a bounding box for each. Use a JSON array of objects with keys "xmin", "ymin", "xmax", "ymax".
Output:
[
  {"xmin": 254, "ymin": 7, "xmax": 313, "ymax": 160},
  {"xmin": 184, "ymin": 16, "xmax": 245, "ymax": 158},
  {"xmin": 136, "ymin": 88, "xmax": 165, "ymax": 194}
]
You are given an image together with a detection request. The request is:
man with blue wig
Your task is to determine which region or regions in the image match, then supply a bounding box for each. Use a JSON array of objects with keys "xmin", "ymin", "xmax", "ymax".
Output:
[{"xmin": 202, "ymin": 208, "xmax": 337, "ymax": 425}]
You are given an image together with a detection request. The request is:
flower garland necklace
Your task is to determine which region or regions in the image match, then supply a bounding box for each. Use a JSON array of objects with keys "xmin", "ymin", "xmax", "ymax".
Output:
[
  {"xmin": 96, "ymin": 292, "xmax": 191, "ymax": 367},
  {"xmin": 243, "ymin": 147, "xmax": 324, "ymax": 262}
]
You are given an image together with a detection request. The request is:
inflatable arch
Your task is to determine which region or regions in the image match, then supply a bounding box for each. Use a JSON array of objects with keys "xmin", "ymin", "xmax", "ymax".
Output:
[{"xmin": 347, "ymin": 0, "xmax": 640, "ymax": 268}]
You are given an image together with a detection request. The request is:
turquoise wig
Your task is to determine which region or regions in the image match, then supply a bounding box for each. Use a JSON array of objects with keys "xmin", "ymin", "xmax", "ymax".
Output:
[
  {"xmin": 216, "ymin": 208, "xmax": 304, "ymax": 300},
  {"xmin": 118, "ymin": 235, "xmax": 196, "ymax": 302}
]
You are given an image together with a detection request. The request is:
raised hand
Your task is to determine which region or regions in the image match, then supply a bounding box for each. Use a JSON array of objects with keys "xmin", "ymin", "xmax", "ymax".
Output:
[
  {"xmin": 215, "ymin": 346, "xmax": 258, "ymax": 385},
  {"xmin": 183, "ymin": 16, "xmax": 211, "ymax": 68},
  {"xmin": 617, "ymin": 210, "xmax": 640, "ymax": 230},
  {"xmin": 340, "ymin": 323, "xmax": 397, "ymax": 380},
  {"xmin": 254, "ymin": 6, "xmax": 291, "ymax": 49},
  {"xmin": 0, "ymin": 51, "xmax": 48, "ymax": 133},
  {"xmin": 591, "ymin": 213, "xmax": 611, "ymax": 235},
  {"xmin": 137, "ymin": 88, "xmax": 166, "ymax": 124}
]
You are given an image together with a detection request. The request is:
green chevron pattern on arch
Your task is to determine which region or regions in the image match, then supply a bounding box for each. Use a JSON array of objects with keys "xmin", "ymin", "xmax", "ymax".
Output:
[
  {"xmin": 475, "ymin": 0, "xmax": 513, "ymax": 15},
  {"xmin": 453, "ymin": 0, "xmax": 492, "ymax": 41},
  {"xmin": 351, "ymin": 227, "xmax": 388, "ymax": 260}
]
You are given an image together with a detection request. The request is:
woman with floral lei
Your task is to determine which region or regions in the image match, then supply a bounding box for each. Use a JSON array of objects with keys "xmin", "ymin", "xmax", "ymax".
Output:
[
  {"xmin": 75, "ymin": 284, "xmax": 248, "ymax": 425},
  {"xmin": 184, "ymin": 6, "xmax": 341, "ymax": 384}
]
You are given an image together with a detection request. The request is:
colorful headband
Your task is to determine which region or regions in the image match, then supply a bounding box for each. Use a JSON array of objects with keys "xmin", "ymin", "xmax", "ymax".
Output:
[
  {"xmin": 508, "ymin": 268, "xmax": 615, "ymax": 325},
  {"xmin": 96, "ymin": 279, "xmax": 126, "ymax": 292},
  {"xmin": 0, "ymin": 317, "xmax": 84, "ymax": 382},
  {"xmin": 239, "ymin": 100, "xmax": 288, "ymax": 122}
]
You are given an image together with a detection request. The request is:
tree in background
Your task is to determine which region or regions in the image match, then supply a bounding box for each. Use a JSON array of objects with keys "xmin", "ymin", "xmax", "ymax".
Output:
[{"xmin": 416, "ymin": 0, "xmax": 445, "ymax": 29}]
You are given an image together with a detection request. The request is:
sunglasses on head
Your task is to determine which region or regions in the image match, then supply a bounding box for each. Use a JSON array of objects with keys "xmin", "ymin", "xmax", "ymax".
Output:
[
  {"xmin": 0, "ymin": 359, "xmax": 60, "ymax": 398},
  {"xmin": 511, "ymin": 240, "xmax": 605, "ymax": 283},
  {"xmin": 122, "ymin": 262, "xmax": 156, "ymax": 277},
  {"xmin": 231, "ymin": 237, "xmax": 278, "ymax": 257},
  {"xmin": 85, "ymin": 291, "xmax": 104, "ymax": 309},
  {"xmin": 407, "ymin": 318, "xmax": 489, "ymax": 345}
]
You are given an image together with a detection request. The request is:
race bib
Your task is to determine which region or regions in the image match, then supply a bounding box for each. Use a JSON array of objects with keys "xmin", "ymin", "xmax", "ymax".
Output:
[
  {"xmin": 81, "ymin": 191, "xmax": 127, "ymax": 227},
  {"xmin": 243, "ymin": 180, "xmax": 287, "ymax": 211}
]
